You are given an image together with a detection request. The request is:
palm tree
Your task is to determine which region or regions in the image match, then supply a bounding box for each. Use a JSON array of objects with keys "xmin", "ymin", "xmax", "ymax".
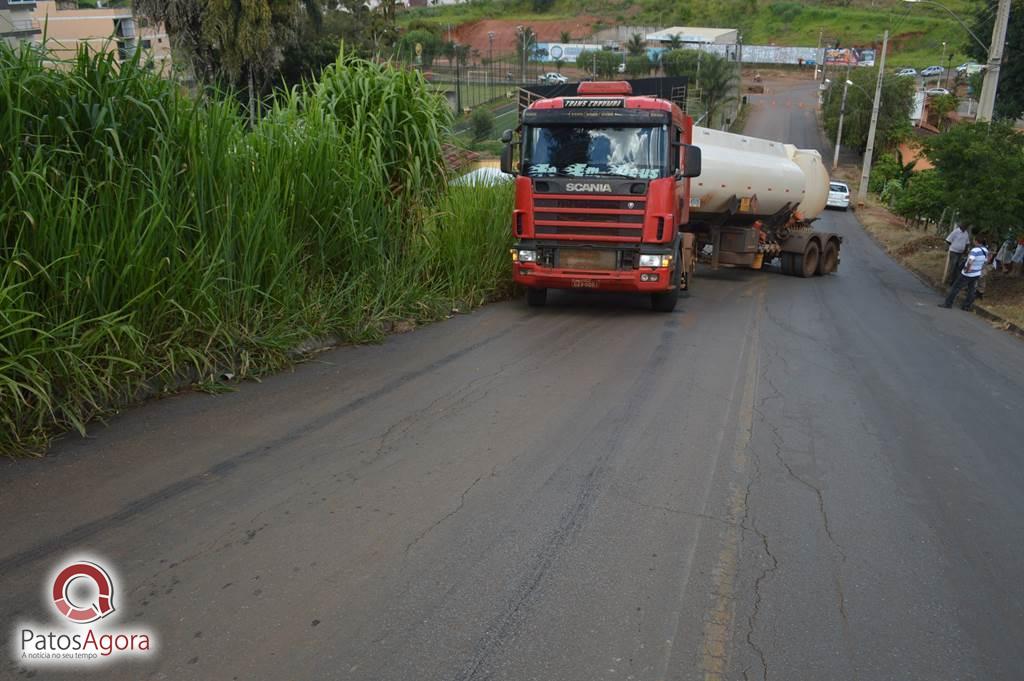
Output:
[
  {"xmin": 699, "ymin": 54, "xmax": 740, "ymax": 124},
  {"xmin": 626, "ymin": 32, "xmax": 645, "ymax": 56},
  {"xmin": 667, "ymin": 34, "xmax": 683, "ymax": 50},
  {"xmin": 559, "ymin": 30, "xmax": 571, "ymax": 43}
]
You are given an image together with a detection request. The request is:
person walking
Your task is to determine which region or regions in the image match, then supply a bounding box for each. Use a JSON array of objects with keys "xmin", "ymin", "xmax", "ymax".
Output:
[
  {"xmin": 942, "ymin": 222, "xmax": 970, "ymax": 285},
  {"xmin": 939, "ymin": 236, "xmax": 988, "ymax": 311}
]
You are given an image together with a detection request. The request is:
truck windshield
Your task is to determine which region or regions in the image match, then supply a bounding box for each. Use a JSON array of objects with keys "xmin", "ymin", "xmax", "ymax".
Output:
[{"xmin": 523, "ymin": 125, "xmax": 667, "ymax": 180}]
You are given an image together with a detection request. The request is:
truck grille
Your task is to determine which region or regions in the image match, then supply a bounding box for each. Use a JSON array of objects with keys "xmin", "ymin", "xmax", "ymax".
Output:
[{"xmin": 532, "ymin": 194, "xmax": 646, "ymax": 242}]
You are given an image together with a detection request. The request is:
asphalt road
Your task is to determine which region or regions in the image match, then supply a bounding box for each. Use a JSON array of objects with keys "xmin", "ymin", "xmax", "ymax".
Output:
[{"xmin": 3, "ymin": 79, "xmax": 1023, "ymax": 681}]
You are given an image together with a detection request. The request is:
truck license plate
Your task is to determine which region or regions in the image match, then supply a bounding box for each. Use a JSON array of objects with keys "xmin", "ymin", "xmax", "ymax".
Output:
[{"xmin": 571, "ymin": 279, "xmax": 597, "ymax": 288}]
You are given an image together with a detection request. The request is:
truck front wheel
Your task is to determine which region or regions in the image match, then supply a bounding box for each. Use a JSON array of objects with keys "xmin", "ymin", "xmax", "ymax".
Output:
[
  {"xmin": 651, "ymin": 258, "xmax": 682, "ymax": 312},
  {"xmin": 526, "ymin": 287, "xmax": 547, "ymax": 307}
]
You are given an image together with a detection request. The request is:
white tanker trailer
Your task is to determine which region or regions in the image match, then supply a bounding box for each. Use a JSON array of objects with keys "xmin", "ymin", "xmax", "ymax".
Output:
[{"xmin": 687, "ymin": 126, "xmax": 840, "ymax": 278}]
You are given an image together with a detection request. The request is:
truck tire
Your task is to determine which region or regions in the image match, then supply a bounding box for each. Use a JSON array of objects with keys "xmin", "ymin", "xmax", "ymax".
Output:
[
  {"xmin": 779, "ymin": 253, "xmax": 797, "ymax": 276},
  {"xmin": 526, "ymin": 287, "xmax": 547, "ymax": 307},
  {"xmin": 651, "ymin": 258, "xmax": 681, "ymax": 312},
  {"xmin": 816, "ymin": 239, "xmax": 839, "ymax": 275},
  {"xmin": 798, "ymin": 241, "xmax": 820, "ymax": 278}
]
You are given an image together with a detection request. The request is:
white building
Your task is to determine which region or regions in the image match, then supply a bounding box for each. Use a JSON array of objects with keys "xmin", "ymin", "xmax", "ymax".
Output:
[{"xmin": 645, "ymin": 26, "xmax": 738, "ymax": 46}]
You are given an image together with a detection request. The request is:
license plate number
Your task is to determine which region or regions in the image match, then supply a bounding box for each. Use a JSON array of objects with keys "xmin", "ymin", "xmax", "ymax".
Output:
[
  {"xmin": 561, "ymin": 249, "xmax": 616, "ymax": 270},
  {"xmin": 571, "ymin": 279, "xmax": 597, "ymax": 288}
]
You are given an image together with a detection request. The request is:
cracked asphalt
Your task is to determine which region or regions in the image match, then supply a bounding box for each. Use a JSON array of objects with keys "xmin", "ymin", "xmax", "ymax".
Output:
[{"xmin": 2, "ymin": 78, "xmax": 1023, "ymax": 681}]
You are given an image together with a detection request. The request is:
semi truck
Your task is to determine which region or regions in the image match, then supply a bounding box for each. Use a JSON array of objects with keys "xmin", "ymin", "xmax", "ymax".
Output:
[{"xmin": 498, "ymin": 78, "xmax": 840, "ymax": 311}]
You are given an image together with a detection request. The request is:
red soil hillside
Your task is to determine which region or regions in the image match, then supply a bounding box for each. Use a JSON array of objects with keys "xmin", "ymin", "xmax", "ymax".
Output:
[{"xmin": 454, "ymin": 18, "xmax": 603, "ymax": 55}]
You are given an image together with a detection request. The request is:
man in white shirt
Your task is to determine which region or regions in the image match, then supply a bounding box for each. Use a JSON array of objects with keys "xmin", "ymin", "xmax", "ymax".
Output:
[
  {"xmin": 942, "ymin": 223, "xmax": 970, "ymax": 285},
  {"xmin": 939, "ymin": 236, "xmax": 989, "ymax": 311}
]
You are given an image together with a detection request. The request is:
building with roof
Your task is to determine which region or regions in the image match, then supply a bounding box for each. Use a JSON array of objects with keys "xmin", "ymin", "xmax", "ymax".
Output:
[
  {"xmin": 645, "ymin": 27, "xmax": 738, "ymax": 45},
  {"xmin": 1, "ymin": 0, "xmax": 42, "ymax": 46},
  {"xmin": 31, "ymin": 1, "xmax": 170, "ymax": 68}
]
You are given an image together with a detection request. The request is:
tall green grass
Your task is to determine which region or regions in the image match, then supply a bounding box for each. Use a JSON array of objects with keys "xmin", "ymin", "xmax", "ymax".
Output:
[{"xmin": 0, "ymin": 43, "xmax": 513, "ymax": 455}]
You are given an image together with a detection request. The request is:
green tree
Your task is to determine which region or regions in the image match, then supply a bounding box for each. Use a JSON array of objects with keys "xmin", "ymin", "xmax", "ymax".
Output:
[
  {"xmin": 593, "ymin": 50, "xmax": 621, "ymax": 79},
  {"xmin": 929, "ymin": 93, "xmax": 958, "ymax": 130},
  {"xmin": 515, "ymin": 25, "xmax": 538, "ymax": 78},
  {"xmin": 822, "ymin": 67, "xmax": 914, "ymax": 153},
  {"xmin": 470, "ymin": 107, "xmax": 494, "ymax": 142},
  {"xmin": 554, "ymin": 57, "xmax": 565, "ymax": 72},
  {"xmin": 559, "ymin": 30, "xmax": 571, "ymax": 43},
  {"xmin": 893, "ymin": 170, "xmax": 945, "ymax": 225},
  {"xmin": 576, "ymin": 49, "xmax": 596, "ymax": 76},
  {"xmin": 396, "ymin": 28, "xmax": 442, "ymax": 68},
  {"xmin": 699, "ymin": 53, "xmax": 739, "ymax": 120},
  {"xmin": 626, "ymin": 54, "xmax": 651, "ymax": 77},
  {"xmin": 660, "ymin": 49, "xmax": 701, "ymax": 78},
  {"xmin": 924, "ymin": 121, "xmax": 1024, "ymax": 241},
  {"xmin": 203, "ymin": 0, "xmax": 274, "ymax": 123},
  {"xmin": 666, "ymin": 34, "xmax": 684, "ymax": 50},
  {"xmin": 967, "ymin": 0, "xmax": 1024, "ymax": 120},
  {"xmin": 626, "ymin": 33, "xmax": 646, "ymax": 56}
]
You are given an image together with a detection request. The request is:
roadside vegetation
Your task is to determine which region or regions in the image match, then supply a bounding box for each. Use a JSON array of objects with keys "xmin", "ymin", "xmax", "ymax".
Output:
[
  {"xmin": 831, "ymin": 120, "xmax": 1024, "ymax": 330},
  {"xmin": 0, "ymin": 44, "xmax": 513, "ymax": 454}
]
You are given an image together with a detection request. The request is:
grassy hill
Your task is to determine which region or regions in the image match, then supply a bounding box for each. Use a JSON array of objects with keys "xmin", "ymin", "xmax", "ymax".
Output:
[{"xmin": 402, "ymin": 0, "xmax": 975, "ymax": 68}]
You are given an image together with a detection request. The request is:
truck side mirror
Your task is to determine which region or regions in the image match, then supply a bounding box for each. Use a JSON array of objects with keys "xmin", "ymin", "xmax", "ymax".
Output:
[
  {"xmin": 500, "ymin": 129, "xmax": 514, "ymax": 144},
  {"xmin": 500, "ymin": 142, "xmax": 516, "ymax": 175},
  {"xmin": 681, "ymin": 144, "xmax": 702, "ymax": 178}
]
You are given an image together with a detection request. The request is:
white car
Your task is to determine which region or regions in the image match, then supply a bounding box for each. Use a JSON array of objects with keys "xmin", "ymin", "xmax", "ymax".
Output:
[
  {"xmin": 538, "ymin": 72, "xmax": 569, "ymax": 84},
  {"xmin": 956, "ymin": 62, "xmax": 984, "ymax": 75},
  {"xmin": 826, "ymin": 181, "xmax": 851, "ymax": 211},
  {"xmin": 925, "ymin": 87, "xmax": 951, "ymax": 96},
  {"xmin": 920, "ymin": 65, "xmax": 944, "ymax": 77},
  {"xmin": 895, "ymin": 68, "xmax": 918, "ymax": 77}
]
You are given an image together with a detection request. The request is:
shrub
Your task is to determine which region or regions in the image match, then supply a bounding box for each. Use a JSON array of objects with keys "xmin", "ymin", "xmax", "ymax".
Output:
[
  {"xmin": 470, "ymin": 107, "xmax": 495, "ymax": 142},
  {"xmin": 0, "ymin": 43, "xmax": 513, "ymax": 453}
]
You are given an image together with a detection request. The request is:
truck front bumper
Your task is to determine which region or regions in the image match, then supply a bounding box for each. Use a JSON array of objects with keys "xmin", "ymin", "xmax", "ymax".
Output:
[{"xmin": 512, "ymin": 262, "xmax": 672, "ymax": 292}]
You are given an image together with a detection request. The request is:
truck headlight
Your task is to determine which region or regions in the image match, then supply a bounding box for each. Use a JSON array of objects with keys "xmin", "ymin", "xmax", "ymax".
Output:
[
  {"xmin": 517, "ymin": 249, "xmax": 537, "ymax": 263},
  {"xmin": 639, "ymin": 254, "xmax": 671, "ymax": 267}
]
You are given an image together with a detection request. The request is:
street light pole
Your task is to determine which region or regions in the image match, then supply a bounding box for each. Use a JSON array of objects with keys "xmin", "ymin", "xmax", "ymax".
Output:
[
  {"xmin": 977, "ymin": 0, "xmax": 1011, "ymax": 122},
  {"xmin": 814, "ymin": 28, "xmax": 823, "ymax": 80},
  {"xmin": 857, "ymin": 30, "xmax": 888, "ymax": 205},
  {"xmin": 833, "ymin": 73, "xmax": 851, "ymax": 170}
]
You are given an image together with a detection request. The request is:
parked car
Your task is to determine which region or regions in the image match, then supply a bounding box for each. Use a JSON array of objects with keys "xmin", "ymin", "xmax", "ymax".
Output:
[
  {"xmin": 537, "ymin": 72, "xmax": 569, "ymax": 84},
  {"xmin": 956, "ymin": 62, "xmax": 984, "ymax": 76},
  {"xmin": 895, "ymin": 68, "xmax": 918, "ymax": 77},
  {"xmin": 925, "ymin": 87, "xmax": 951, "ymax": 96},
  {"xmin": 826, "ymin": 181, "xmax": 851, "ymax": 211},
  {"xmin": 920, "ymin": 65, "xmax": 944, "ymax": 77}
]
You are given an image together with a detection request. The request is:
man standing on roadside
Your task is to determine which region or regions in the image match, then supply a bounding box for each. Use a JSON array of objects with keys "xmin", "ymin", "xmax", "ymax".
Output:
[
  {"xmin": 943, "ymin": 222, "xmax": 970, "ymax": 285},
  {"xmin": 939, "ymin": 236, "xmax": 988, "ymax": 311}
]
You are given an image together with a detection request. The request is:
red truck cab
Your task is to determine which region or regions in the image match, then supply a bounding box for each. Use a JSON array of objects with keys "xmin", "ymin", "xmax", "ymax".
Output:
[{"xmin": 500, "ymin": 81, "xmax": 702, "ymax": 311}]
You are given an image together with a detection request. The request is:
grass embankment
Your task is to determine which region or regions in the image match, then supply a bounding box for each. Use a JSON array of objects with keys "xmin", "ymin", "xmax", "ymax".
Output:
[
  {"xmin": 0, "ymin": 45, "xmax": 514, "ymax": 455},
  {"xmin": 834, "ymin": 167, "xmax": 1024, "ymax": 330},
  {"xmin": 404, "ymin": 0, "xmax": 969, "ymax": 68}
]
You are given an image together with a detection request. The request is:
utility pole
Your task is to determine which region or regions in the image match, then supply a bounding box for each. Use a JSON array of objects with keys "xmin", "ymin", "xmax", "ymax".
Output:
[
  {"xmin": 488, "ymin": 31, "xmax": 495, "ymax": 87},
  {"xmin": 833, "ymin": 69, "xmax": 851, "ymax": 170},
  {"xmin": 814, "ymin": 28, "xmax": 823, "ymax": 80},
  {"xmin": 857, "ymin": 29, "xmax": 888, "ymax": 205},
  {"xmin": 976, "ymin": 0, "xmax": 1011, "ymax": 122}
]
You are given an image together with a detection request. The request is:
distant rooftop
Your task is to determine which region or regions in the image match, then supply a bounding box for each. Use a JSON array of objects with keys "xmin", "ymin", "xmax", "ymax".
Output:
[{"xmin": 645, "ymin": 27, "xmax": 738, "ymax": 45}]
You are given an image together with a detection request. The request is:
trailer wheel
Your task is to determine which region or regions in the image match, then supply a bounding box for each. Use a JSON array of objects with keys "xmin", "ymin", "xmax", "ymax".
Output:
[
  {"xmin": 799, "ymin": 241, "xmax": 820, "ymax": 278},
  {"xmin": 526, "ymin": 287, "xmax": 547, "ymax": 307},
  {"xmin": 816, "ymin": 239, "xmax": 839, "ymax": 275}
]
